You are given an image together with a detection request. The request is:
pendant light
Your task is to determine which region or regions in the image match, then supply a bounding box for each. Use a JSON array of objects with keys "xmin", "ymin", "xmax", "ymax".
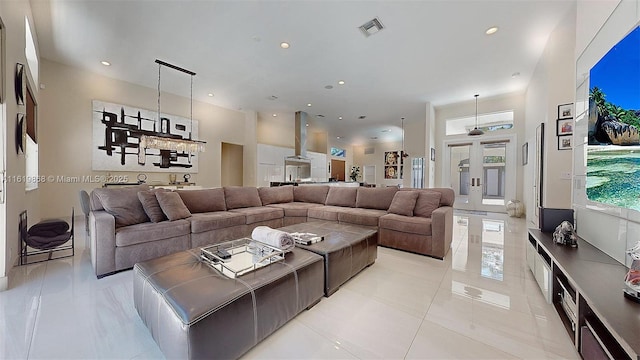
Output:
[
  {"xmin": 138, "ymin": 59, "xmax": 206, "ymax": 165},
  {"xmin": 468, "ymin": 94, "xmax": 484, "ymax": 136}
]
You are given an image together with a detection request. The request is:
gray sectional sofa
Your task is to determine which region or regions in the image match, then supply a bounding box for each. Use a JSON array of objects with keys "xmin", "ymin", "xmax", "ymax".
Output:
[{"xmin": 89, "ymin": 184, "xmax": 454, "ymax": 278}]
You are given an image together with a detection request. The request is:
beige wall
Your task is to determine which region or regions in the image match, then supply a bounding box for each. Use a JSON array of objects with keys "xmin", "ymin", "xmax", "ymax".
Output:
[
  {"xmin": 1, "ymin": 0, "xmax": 43, "ymax": 282},
  {"xmin": 257, "ymin": 111, "xmax": 327, "ymax": 153},
  {"xmin": 38, "ymin": 59, "xmax": 252, "ymax": 219},
  {"xmin": 221, "ymin": 142, "xmax": 243, "ymax": 186}
]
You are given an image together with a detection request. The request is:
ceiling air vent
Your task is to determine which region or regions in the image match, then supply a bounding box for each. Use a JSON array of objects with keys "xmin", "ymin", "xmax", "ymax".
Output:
[{"xmin": 359, "ymin": 17, "xmax": 384, "ymax": 37}]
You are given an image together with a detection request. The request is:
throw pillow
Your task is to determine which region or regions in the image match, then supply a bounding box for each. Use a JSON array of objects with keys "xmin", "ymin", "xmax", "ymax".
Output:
[
  {"xmin": 356, "ymin": 187, "xmax": 398, "ymax": 209},
  {"xmin": 138, "ymin": 189, "xmax": 168, "ymax": 223},
  {"xmin": 325, "ymin": 187, "xmax": 358, "ymax": 207},
  {"xmin": 177, "ymin": 188, "xmax": 226, "ymax": 213},
  {"xmin": 388, "ymin": 191, "xmax": 419, "ymax": 217},
  {"xmin": 93, "ymin": 184, "xmax": 150, "ymax": 227},
  {"xmin": 258, "ymin": 186, "xmax": 294, "ymax": 205},
  {"xmin": 156, "ymin": 191, "xmax": 192, "ymax": 221},
  {"xmin": 413, "ymin": 190, "xmax": 442, "ymax": 218}
]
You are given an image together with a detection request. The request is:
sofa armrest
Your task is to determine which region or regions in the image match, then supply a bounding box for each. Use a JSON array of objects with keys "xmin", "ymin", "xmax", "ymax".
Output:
[
  {"xmin": 431, "ymin": 206, "xmax": 453, "ymax": 258},
  {"xmin": 90, "ymin": 210, "xmax": 116, "ymax": 278}
]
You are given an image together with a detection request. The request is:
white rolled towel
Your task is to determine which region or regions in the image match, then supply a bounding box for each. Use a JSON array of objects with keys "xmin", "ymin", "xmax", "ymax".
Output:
[{"xmin": 251, "ymin": 226, "xmax": 294, "ymax": 251}]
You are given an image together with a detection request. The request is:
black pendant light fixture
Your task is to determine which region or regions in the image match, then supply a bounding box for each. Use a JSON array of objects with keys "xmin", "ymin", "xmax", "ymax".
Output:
[{"xmin": 468, "ymin": 94, "xmax": 484, "ymax": 136}]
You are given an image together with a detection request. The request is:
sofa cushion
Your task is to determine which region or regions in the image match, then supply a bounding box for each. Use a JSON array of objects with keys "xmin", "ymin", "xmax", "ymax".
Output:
[
  {"xmin": 338, "ymin": 208, "xmax": 387, "ymax": 227},
  {"xmin": 93, "ymin": 184, "xmax": 150, "ymax": 227},
  {"xmin": 189, "ymin": 212, "xmax": 247, "ymax": 234},
  {"xmin": 293, "ymin": 185, "xmax": 329, "ymax": 204},
  {"xmin": 267, "ymin": 202, "xmax": 324, "ymax": 217},
  {"xmin": 177, "ymin": 188, "xmax": 226, "ymax": 213},
  {"xmin": 224, "ymin": 186, "xmax": 262, "ymax": 209},
  {"xmin": 258, "ymin": 186, "xmax": 294, "ymax": 205},
  {"xmin": 307, "ymin": 205, "xmax": 350, "ymax": 222},
  {"xmin": 115, "ymin": 219, "xmax": 191, "ymax": 247},
  {"xmin": 137, "ymin": 189, "xmax": 169, "ymax": 223},
  {"xmin": 325, "ymin": 187, "xmax": 358, "ymax": 207},
  {"xmin": 379, "ymin": 213, "xmax": 432, "ymax": 235},
  {"xmin": 413, "ymin": 191, "xmax": 442, "ymax": 218},
  {"xmin": 388, "ymin": 191, "xmax": 419, "ymax": 217},
  {"xmin": 229, "ymin": 207, "xmax": 284, "ymax": 225},
  {"xmin": 356, "ymin": 187, "xmax": 398, "ymax": 210},
  {"xmin": 156, "ymin": 191, "xmax": 192, "ymax": 221}
]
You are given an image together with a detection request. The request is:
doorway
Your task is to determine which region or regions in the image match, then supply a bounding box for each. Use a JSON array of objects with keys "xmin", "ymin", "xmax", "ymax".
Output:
[
  {"xmin": 221, "ymin": 142, "xmax": 243, "ymax": 186},
  {"xmin": 330, "ymin": 159, "xmax": 345, "ymax": 181},
  {"xmin": 443, "ymin": 135, "xmax": 516, "ymax": 213}
]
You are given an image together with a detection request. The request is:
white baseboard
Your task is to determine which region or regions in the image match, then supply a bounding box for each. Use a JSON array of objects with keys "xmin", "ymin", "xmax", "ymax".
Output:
[{"xmin": 0, "ymin": 276, "xmax": 8, "ymax": 292}]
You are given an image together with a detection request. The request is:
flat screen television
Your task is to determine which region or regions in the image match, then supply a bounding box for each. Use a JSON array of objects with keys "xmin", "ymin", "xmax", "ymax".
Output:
[{"xmin": 587, "ymin": 25, "xmax": 640, "ymax": 211}]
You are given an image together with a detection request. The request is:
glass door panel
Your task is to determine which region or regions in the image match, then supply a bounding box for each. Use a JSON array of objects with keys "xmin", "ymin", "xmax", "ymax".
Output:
[{"xmin": 444, "ymin": 135, "xmax": 516, "ymax": 213}]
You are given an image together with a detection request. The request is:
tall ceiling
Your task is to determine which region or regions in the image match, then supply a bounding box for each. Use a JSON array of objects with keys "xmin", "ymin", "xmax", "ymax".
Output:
[{"xmin": 30, "ymin": 0, "xmax": 574, "ymax": 145}]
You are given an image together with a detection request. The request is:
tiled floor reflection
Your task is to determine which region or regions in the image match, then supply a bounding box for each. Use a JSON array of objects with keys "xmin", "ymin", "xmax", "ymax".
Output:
[{"xmin": 0, "ymin": 212, "xmax": 579, "ymax": 359}]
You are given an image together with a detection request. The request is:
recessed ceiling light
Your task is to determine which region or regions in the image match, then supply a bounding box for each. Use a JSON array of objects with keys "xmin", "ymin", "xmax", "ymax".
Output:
[
  {"xmin": 338, "ymin": 80, "xmax": 345, "ymax": 85},
  {"xmin": 325, "ymin": 85, "xmax": 333, "ymax": 90},
  {"xmin": 306, "ymin": 123, "xmax": 309, "ymax": 127},
  {"xmin": 208, "ymin": 93, "xmax": 214, "ymax": 97},
  {"xmin": 101, "ymin": 61, "xmax": 111, "ymax": 66},
  {"xmin": 307, "ymin": 103, "xmax": 312, "ymax": 107},
  {"xmin": 338, "ymin": 116, "xmax": 343, "ymax": 120},
  {"xmin": 485, "ymin": 26, "xmax": 499, "ymax": 35},
  {"xmin": 337, "ymin": 136, "xmax": 341, "ymax": 139},
  {"xmin": 280, "ymin": 42, "xmax": 290, "ymax": 49},
  {"xmin": 272, "ymin": 114, "xmax": 277, "ymax": 117}
]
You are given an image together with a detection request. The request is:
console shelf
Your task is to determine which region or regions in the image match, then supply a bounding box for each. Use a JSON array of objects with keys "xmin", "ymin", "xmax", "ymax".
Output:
[{"xmin": 528, "ymin": 229, "xmax": 640, "ymax": 359}]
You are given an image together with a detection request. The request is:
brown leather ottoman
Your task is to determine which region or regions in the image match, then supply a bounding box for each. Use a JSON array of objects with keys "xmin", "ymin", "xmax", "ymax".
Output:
[
  {"xmin": 279, "ymin": 221, "xmax": 378, "ymax": 296},
  {"xmin": 133, "ymin": 247, "xmax": 324, "ymax": 360}
]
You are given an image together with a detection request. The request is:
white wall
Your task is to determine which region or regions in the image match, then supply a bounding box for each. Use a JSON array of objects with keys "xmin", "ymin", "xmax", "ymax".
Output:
[
  {"xmin": 435, "ymin": 92, "xmax": 526, "ymax": 201},
  {"xmin": 38, "ymin": 59, "xmax": 252, "ymax": 219},
  {"xmin": 523, "ymin": 4, "xmax": 577, "ymax": 226},
  {"xmin": 572, "ymin": 0, "xmax": 640, "ymax": 266}
]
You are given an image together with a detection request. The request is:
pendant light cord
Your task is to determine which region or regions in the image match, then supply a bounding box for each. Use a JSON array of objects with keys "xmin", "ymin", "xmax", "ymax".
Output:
[{"xmin": 157, "ymin": 63, "xmax": 161, "ymax": 132}]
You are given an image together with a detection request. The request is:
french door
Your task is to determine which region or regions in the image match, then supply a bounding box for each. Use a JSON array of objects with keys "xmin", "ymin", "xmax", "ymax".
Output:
[{"xmin": 443, "ymin": 135, "xmax": 516, "ymax": 213}]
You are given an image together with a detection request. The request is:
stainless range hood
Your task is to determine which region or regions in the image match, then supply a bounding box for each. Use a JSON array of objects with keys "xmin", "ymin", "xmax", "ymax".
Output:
[
  {"xmin": 285, "ymin": 111, "xmax": 311, "ymax": 181},
  {"xmin": 286, "ymin": 111, "xmax": 310, "ymax": 163}
]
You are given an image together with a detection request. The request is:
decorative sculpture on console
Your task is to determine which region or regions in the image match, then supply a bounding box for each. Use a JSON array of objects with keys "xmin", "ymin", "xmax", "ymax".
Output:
[
  {"xmin": 623, "ymin": 240, "xmax": 640, "ymax": 302},
  {"xmin": 552, "ymin": 221, "xmax": 578, "ymax": 247}
]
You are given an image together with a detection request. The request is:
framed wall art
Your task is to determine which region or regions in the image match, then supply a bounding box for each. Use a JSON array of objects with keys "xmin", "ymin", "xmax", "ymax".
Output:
[
  {"xmin": 558, "ymin": 103, "xmax": 573, "ymax": 119},
  {"xmin": 558, "ymin": 135, "xmax": 572, "ymax": 150},
  {"xmin": 15, "ymin": 62, "xmax": 25, "ymax": 105},
  {"xmin": 15, "ymin": 113, "xmax": 25, "ymax": 154},
  {"xmin": 557, "ymin": 118, "xmax": 573, "ymax": 136}
]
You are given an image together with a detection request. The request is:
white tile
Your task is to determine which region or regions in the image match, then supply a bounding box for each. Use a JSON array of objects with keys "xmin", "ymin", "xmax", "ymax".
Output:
[
  {"xmin": 296, "ymin": 288, "xmax": 423, "ymax": 359},
  {"xmin": 243, "ymin": 319, "xmax": 358, "ymax": 359},
  {"xmin": 0, "ymin": 211, "xmax": 584, "ymax": 360},
  {"xmin": 406, "ymin": 319, "xmax": 518, "ymax": 359}
]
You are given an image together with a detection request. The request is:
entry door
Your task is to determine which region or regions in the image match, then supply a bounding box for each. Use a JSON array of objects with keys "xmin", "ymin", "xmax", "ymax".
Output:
[
  {"xmin": 330, "ymin": 159, "xmax": 345, "ymax": 181},
  {"xmin": 443, "ymin": 135, "xmax": 516, "ymax": 213}
]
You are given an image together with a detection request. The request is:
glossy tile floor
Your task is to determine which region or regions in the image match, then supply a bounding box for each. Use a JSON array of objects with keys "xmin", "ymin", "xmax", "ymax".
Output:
[{"xmin": 0, "ymin": 212, "xmax": 579, "ymax": 359}]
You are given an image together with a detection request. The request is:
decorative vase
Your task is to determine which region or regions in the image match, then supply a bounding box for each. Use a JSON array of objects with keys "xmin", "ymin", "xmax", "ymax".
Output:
[{"xmin": 506, "ymin": 200, "xmax": 524, "ymax": 217}]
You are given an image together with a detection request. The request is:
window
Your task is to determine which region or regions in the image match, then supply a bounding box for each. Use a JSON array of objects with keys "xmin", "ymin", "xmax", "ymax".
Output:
[
  {"xmin": 25, "ymin": 17, "xmax": 38, "ymax": 86},
  {"xmin": 445, "ymin": 110, "xmax": 514, "ymax": 136}
]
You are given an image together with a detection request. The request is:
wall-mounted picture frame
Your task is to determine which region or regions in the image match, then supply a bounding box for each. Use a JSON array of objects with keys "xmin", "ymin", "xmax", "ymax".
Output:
[
  {"xmin": 558, "ymin": 103, "xmax": 573, "ymax": 119},
  {"xmin": 430, "ymin": 147, "xmax": 435, "ymax": 161},
  {"xmin": 15, "ymin": 62, "xmax": 25, "ymax": 105},
  {"xmin": 558, "ymin": 135, "xmax": 572, "ymax": 150},
  {"xmin": 15, "ymin": 113, "xmax": 25, "ymax": 154},
  {"xmin": 522, "ymin": 142, "xmax": 528, "ymax": 165},
  {"xmin": 557, "ymin": 118, "xmax": 573, "ymax": 136}
]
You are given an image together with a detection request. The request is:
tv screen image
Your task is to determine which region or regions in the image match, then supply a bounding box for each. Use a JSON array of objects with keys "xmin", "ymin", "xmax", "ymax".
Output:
[{"xmin": 587, "ymin": 25, "xmax": 640, "ymax": 211}]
